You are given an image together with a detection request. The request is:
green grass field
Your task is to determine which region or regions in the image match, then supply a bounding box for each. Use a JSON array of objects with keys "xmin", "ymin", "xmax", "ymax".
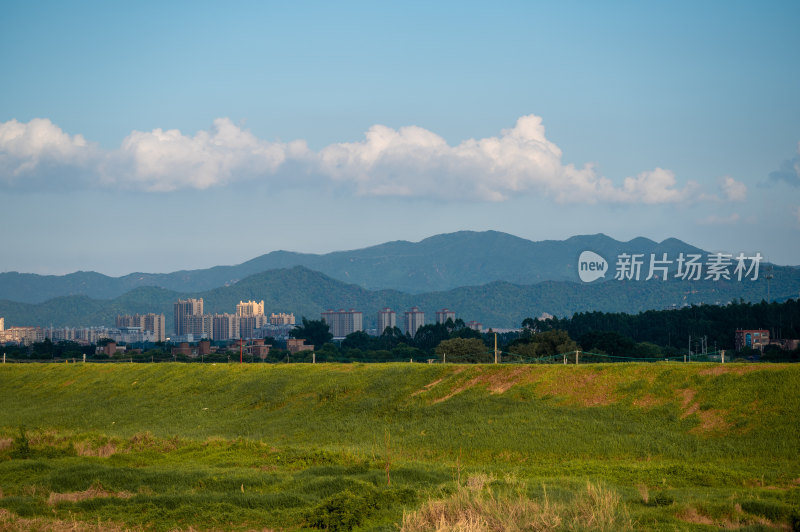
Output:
[{"xmin": 0, "ymin": 362, "xmax": 798, "ymax": 530}]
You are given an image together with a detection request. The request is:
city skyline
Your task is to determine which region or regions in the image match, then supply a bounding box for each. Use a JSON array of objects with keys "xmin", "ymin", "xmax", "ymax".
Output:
[{"xmin": 1, "ymin": 2, "xmax": 799, "ymax": 276}]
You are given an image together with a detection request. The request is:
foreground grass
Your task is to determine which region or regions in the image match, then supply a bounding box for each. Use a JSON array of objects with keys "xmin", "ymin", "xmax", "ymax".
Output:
[{"xmin": 0, "ymin": 362, "xmax": 798, "ymax": 530}]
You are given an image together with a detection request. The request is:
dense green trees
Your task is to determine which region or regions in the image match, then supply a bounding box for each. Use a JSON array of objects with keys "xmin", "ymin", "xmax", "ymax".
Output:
[
  {"xmin": 435, "ymin": 338, "xmax": 490, "ymax": 363},
  {"xmin": 289, "ymin": 317, "xmax": 333, "ymax": 348},
  {"xmin": 507, "ymin": 330, "xmax": 578, "ymax": 359},
  {"xmin": 521, "ymin": 299, "xmax": 800, "ymax": 359}
]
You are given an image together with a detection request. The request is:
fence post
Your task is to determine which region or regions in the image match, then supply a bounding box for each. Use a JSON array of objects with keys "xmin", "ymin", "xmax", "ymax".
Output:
[
  {"xmin": 576, "ymin": 350, "xmax": 580, "ymax": 365},
  {"xmin": 721, "ymin": 350, "xmax": 725, "ymax": 364},
  {"xmin": 563, "ymin": 352, "xmax": 566, "ymax": 365}
]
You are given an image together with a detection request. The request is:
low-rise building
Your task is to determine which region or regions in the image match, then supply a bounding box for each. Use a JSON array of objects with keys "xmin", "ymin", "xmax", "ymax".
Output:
[
  {"xmin": 287, "ymin": 338, "xmax": 314, "ymax": 354},
  {"xmin": 734, "ymin": 329, "xmax": 769, "ymax": 351}
]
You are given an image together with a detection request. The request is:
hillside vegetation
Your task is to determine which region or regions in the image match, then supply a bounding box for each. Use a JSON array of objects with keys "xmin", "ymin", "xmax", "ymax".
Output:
[
  {"xmin": 0, "ymin": 363, "xmax": 798, "ymax": 530},
  {"xmin": 3, "ymin": 265, "xmax": 800, "ymax": 331}
]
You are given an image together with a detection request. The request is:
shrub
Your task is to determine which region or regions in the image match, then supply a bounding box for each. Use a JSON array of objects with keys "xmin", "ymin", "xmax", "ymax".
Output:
[{"xmin": 10, "ymin": 427, "xmax": 30, "ymax": 459}]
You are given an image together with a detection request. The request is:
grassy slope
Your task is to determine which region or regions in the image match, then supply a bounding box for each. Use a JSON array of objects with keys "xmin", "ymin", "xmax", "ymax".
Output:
[{"xmin": 0, "ymin": 363, "xmax": 799, "ymax": 530}]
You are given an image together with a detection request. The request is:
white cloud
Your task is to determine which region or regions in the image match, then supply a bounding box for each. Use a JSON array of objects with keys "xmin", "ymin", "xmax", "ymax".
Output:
[
  {"xmin": 721, "ymin": 176, "xmax": 747, "ymax": 201},
  {"xmin": 316, "ymin": 115, "xmax": 694, "ymax": 204},
  {"xmin": 0, "ymin": 115, "xmax": 718, "ymax": 204},
  {"xmin": 110, "ymin": 118, "xmax": 291, "ymax": 191},
  {"xmin": 0, "ymin": 118, "xmax": 95, "ymax": 185}
]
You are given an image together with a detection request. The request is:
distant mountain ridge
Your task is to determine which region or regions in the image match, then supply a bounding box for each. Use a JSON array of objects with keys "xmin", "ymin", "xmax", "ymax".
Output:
[
  {"xmin": 0, "ymin": 231, "xmax": 713, "ymax": 303},
  {"xmin": 1, "ymin": 264, "xmax": 798, "ymax": 331}
]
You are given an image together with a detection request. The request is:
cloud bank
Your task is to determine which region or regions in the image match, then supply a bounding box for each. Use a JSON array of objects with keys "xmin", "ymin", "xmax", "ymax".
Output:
[
  {"xmin": 769, "ymin": 142, "xmax": 800, "ymax": 187},
  {"xmin": 0, "ymin": 115, "xmax": 743, "ymax": 204}
]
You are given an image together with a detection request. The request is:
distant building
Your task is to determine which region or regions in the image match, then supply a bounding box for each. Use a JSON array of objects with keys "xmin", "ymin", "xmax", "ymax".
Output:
[
  {"xmin": 377, "ymin": 308, "xmax": 396, "ymax": 334},
  {"xmin": 101, "ymin": 341, "xmax": 119, "ymax": 357},
  {"xmin": 185, "ymin": 314, "xmax": 213, "ymax": 339},
  {"xmin": 171, "ymin": 342, "xmax": 193, "ymax": 357},
  {"xmin": 116, "ymin": 313, "xmax": 166, "ymax": 342},
  {"xmin": 249, "ymin": 339, "xmax": 271, "ymax": 359},
  {"xmin": 404, "ymin": 307, "xmax": 425, "ymax": 337},
  {"xmin": 174, "ymin": 298, "xmax": 204, "ymax": 336},
  {"xmin": 466, "ymin": 321, "xmax": 482, "ymax": 332},
  {"xmin": 269, "ymin": 312, "xmax": 295, "ymax": 325},
  {"xmin": 287, "ymin": 338, "xmax": 314, "ymax": 354},
  {"xmin": 0, "ymin": 326, "xmax": 41, "ymax": 346},
  {"xmin": 769, "ymin": 338, "xmax": 800, "ymax": 351},
  {"xmin": 436, "ymin": 308, "xmax": 456, "ymax": 325},
  {"xmin": 236, "ymin": 300, "xmax": 264, "ymax": 317},
  {"xmin": 212, "ymin": 314, "xmax": 240, "ymax": 341},
  {"xmin": 0, "ymin": 317, "xmax": 4, "ymax": 332},
  {"xmin": 321, "ymin": 309, "xmax": 363, "ymax": 338},
  {"xmin": 734, "ymin": 329, "xmax": 769, "ymax": 351}
]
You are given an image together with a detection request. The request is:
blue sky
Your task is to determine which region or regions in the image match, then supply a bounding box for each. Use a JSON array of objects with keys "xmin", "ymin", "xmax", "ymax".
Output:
[{"xmin": 1, "ymin": 1, "xmax": 799, "ymax": 276}]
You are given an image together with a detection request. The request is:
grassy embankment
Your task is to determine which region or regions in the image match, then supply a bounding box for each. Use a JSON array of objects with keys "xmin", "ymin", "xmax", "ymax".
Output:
[{"xmin": 0, "ymin": 362, "xmax": 798, "ymax": 530}]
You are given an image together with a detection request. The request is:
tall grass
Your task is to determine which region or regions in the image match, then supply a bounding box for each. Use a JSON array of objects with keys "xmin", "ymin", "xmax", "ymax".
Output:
[
  {"xmin": 401, "ymin": 477, "xmax": 632, "ymax": 531},
  {"xmin": 0, "ymin": 363, "xmax": 798, "ymax": 530}
]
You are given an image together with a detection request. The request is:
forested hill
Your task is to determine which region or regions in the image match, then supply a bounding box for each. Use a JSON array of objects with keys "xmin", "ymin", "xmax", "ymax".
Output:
[
  {"xmin": 0, "ymin": 231, "xmax": 734, "ymax": 303},
  {"xmin": 1, "ymin": 265, "xmax": 798, "ymax": 331}
]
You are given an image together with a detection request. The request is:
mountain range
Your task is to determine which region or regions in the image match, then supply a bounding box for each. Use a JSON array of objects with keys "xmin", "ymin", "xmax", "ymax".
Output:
[
  {"xmin": 0, "ymin": 231, "xmax": 713, "ymax": 303},
  {"xmin": 1, "ymin": 231, "xmax": 798, "ymax": 331}
]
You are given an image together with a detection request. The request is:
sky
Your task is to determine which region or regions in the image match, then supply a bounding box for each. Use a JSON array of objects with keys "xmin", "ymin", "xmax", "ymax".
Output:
[{"xmin": 1, "ymin": 0, "xmax": 799, "ymax": 276}]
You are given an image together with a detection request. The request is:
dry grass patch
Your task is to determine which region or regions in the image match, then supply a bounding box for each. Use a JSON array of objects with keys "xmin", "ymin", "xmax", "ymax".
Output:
[
  {"xmin": 73, "ymin": 441, "xmax": 118, "ymax": 457},
  {"xmin": 47, "ymin": 485, "xmax": 133, "ymax": 505},
  {"xmin": 401, "ymin": 480, "xmax": 631, "ymax": 531},
  {"xmin": 690, "ymin": 409, "xmax": 733, "ymax": 436},
  {"xmin": 412, "ymin": 378, "xmax": 445, "ymax": 396},
  {"xmin": 535, "ymin": 370, "xmax": 618, "ymax": 407},
  {"xmin": 676, "ymin": 506, "xmax": 715, "ymax": 526},
  {"xmin": 678, "ymin": 388, "xmax": 698, "ymax": 419},
  {"xmin": 698, "ymin": 365, "xmax": 764, "ymax": 376},
  {"xmin": 0, "ymin": 437, "xmax": 12, "ymax": 451},
  {"xmin": 632, "ymin": 394, "xmax": 664, "ymax": 409},
  {"xmin": 427, "ymin": 366, "xmax": 536, "ymax": 403},
  {"xmin": 0, "ymin": 508, "xmax": 133, "ymax": 531}
]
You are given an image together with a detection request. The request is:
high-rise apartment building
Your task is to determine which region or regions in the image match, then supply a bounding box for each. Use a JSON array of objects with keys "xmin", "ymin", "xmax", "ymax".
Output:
[
  {"xmin": 377, "ymin": 308, "xmax": 396, "ymax": 334},
  {"xmin": 212, "ymin": 313, "xmax": 240, "ymax": 341},
  {"xmin": 321, "ymin": 309, "xmax": 363, "ymax": 338},
  {"xmin": 436, "ymin": 308, "xmax": 456, "ymax": 325},
  {"xmin": 236, "ymin": 300, "xmax": 265, "ymax": 317},
  {"xmin": 269, "ymin": 312, "xmax": 295, "ymax": 325},
  {"xmin": 404, "ymin": 307, "xmax": 425, "ymax": 337},
  {"xmin": 185, "ymin": 314, "xmax": 213, "ymax": 339},
  {"xmin": 174, "ymin": 298, "xmax": 204, "ymax": 336},
  {"xmin": 116, "ymin": 313, "xmax": 166, "ymax": 342}
]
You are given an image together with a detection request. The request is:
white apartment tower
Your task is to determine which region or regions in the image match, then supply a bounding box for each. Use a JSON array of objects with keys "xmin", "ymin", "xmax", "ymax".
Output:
[
  {"xmin": 321, "ymin": 309, "xmax": 363, "ymax": 338},
  {"xmin": 404, "ymin": 307, "xmax": 425, "ymax": 337},
  {"xmin": 377, "ymin": 308, "xmax": 396, "ymax": 334},
  {"xmin": 436, "ymin": 308, "xmax": 456, "ymax": 325}
]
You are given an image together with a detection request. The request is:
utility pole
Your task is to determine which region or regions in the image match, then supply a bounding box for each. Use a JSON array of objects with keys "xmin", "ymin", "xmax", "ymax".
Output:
[
  {"xmin": 494, "ymin": 333, "xmax": 498, "ymax": 364},
  {"xmin": 765, "ymin": 265, "xmax": 773, "ymax": 302}
]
